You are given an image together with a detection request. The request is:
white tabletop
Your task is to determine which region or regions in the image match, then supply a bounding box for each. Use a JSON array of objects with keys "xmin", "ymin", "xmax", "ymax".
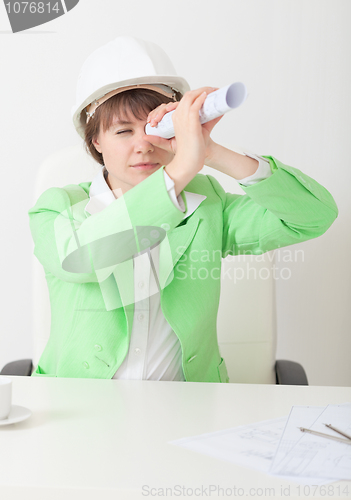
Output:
[{"xmin": 0, "ymin": 377, "xmax": 350, "ymax": 500}]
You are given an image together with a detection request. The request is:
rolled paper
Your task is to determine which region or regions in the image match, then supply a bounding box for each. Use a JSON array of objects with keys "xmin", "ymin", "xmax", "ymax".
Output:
[{"xmin": 145, "ymin": 82, "xmax": 247, "ymax": 139}]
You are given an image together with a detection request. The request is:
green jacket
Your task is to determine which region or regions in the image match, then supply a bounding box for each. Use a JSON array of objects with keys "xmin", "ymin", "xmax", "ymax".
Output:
[{"xmin": 28, "ymin": 156, "xmax": 338, "ymax": 382}]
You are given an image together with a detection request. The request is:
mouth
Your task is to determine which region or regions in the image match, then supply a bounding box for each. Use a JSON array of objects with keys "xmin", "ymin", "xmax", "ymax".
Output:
[{"xmin": 131, "ymin": 162, "xmax": 159, "ymax": 170}]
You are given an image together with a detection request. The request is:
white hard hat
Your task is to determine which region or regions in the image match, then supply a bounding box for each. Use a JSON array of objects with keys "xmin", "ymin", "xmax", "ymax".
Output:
[{"xmin": 72, "ymin": 36, "xmax": 191, "ymax": 138}]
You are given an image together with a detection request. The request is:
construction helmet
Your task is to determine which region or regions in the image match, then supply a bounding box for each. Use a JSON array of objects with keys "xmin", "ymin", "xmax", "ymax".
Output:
[{"xmin": 72, "ymin": 36, "xmax": 191, "ymax": 138}]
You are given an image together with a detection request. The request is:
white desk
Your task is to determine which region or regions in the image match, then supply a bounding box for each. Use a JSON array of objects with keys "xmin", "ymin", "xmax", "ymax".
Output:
[{"xmin": 0, "ymin": 377, "xmax": 350, "ymax": 500}]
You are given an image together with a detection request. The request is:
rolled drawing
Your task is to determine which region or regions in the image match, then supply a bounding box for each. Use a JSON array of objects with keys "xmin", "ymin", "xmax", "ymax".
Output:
[{"xmin": 145, "ymin": 82, "xmax": 247, "ymax": 139}]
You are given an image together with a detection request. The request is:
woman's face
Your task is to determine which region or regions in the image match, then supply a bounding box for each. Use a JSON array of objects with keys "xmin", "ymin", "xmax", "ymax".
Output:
[{"xmin": 93, "ymin": 111, "xmax": 174, "ymax": 194}]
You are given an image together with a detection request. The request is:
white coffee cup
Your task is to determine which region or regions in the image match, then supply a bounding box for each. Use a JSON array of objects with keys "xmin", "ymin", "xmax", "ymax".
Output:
[{"xmin": 0, "ymin": 376, "xmax": 12, "ymax": 420}]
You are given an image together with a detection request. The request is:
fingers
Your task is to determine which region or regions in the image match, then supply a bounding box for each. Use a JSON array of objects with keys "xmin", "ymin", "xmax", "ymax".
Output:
[
  {"xmin": 146, "ymin": 87, "xmax": 219, "ymax": 127},
  {"xmin": 180, "ymin": 87, "xmax": 218, "ymax": 106},
  {"xmin": 174, "ymin": 87, "xmax": 218, "ymax": 119},
  {"xmin": 184, "ymin": 86, "xmax": 218, "ymax": 97},
  {"xmin": 181, "ymin": 91, "xmax": 207, "ymax": 120},
  {"xmin": 193, "ymin": 91, "xmax": 208, "ymax": 110},
  {"xmin": 147, "ymin": 101, "xmax": 179, "ymax": 128},
  {"xmin": 172, "ymin": 89, "xmax": 208, "ymax": 127}
]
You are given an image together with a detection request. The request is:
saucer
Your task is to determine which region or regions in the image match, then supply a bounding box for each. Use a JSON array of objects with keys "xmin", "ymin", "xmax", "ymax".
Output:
[{"xmin": 0, "ymin": 405, "xmax": 32, "ymax": 426}]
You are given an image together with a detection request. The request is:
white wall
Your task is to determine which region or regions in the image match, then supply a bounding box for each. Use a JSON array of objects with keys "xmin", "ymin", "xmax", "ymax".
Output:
[{"xmin": 0, "ymin": 0, "xmax": 350, "ymax": 386}]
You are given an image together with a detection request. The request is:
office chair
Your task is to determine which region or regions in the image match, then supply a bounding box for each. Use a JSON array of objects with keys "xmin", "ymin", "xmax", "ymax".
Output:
[{"xmin": 1, "ymin": 144, "xmax": 307, "ymax": 385}]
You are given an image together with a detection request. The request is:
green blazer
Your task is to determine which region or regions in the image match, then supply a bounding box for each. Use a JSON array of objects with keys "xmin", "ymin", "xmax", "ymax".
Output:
[{"xmin": 28, "ymin": 156, "xmax": 338, "ymax": 382}]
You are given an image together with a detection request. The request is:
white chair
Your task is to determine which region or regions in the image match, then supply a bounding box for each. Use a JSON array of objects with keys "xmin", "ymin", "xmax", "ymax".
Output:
[
  {"xmin": 1, "ymin": 144, "xmax": 307, "ymax": 384},
  {"xmin": 31, "ymin": 144, "xmax": 100, "ymax": 370}
]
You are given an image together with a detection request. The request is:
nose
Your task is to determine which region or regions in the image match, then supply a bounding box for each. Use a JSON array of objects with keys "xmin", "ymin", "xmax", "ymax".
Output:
[{"xmin": 134, "ymin": 130, "xmax": 154, "ymax": 154}]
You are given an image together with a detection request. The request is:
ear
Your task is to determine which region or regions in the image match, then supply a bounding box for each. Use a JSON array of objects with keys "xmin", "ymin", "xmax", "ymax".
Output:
[{"xmin": 92, "ymin": 136, "xmax": 102, "ymax": 154}]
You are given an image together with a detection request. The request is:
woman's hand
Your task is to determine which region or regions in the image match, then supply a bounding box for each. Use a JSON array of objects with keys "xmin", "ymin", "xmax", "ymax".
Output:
[
  {"xmin": 146, "ymin": 87, "xmax": 224, "ymax": 196},
  {"xmin": 146, "ymin": 87, "xmax": 260, "ymax": 187},
  {"xmin": 145, "ymin": 87, "xmax": 223, "ymax": 162},
  {"xmin": 147, "ymin": 100, "xmax": 179, "ymax": 129},
  {"xmin": 145, "ymin": 101, "xmax": 179, "ymax": 155}
]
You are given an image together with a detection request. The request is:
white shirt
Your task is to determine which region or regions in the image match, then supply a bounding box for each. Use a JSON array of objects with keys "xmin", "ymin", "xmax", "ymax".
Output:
[{"xmin": 84, "ymin": 154, "xmax": 271, "ymax": 381}]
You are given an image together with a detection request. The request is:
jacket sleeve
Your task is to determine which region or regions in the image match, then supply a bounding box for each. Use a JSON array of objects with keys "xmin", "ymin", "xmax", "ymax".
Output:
[
  {"xmin": 206, "ymin": 156, "xmax": 338, "ymax": 256},
  {"xmin": 28, "ymin": 166, "xmax": 187, "ymax": 284}
]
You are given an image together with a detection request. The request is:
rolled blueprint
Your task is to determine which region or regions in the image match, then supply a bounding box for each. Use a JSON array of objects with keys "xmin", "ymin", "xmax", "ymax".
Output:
[{"xmin": 145, "ymin": 82, "xmax": 247, "ymax": 139}]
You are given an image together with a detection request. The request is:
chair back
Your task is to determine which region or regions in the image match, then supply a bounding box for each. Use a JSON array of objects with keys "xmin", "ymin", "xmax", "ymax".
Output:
[
  {"xmin": 217, "ymin": 254, "xmax": 277, "ymax": 384},
  {"xmin": 32, "ymin": 145, "xmax": 99, "ymax": 368}
]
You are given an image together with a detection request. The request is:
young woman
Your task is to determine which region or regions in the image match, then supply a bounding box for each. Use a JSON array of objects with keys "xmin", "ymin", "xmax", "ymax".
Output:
[{"xmin": 28, "ymin": 36, "xmax": 338, "ymax": 382}]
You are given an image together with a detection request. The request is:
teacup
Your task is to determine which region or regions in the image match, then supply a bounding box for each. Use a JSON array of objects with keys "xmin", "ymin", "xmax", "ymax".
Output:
[{"xmin": 0, "ymin": 376, "xmax": 12, "ymax": 420}]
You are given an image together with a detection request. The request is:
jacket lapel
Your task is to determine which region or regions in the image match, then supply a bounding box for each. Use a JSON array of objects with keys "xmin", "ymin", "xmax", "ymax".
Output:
[
  {"xmin": 158, "ymin": 215, "xmax": 202, "ymax": 289},
  {"xmin": 83, "ymin": 169, "xmax": 206, "ymax": 320}
]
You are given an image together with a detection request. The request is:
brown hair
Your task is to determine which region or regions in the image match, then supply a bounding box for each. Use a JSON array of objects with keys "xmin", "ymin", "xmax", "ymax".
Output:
[{"xmin": 84, "ymin": 88, "xmax": 182, "ymax": 165}]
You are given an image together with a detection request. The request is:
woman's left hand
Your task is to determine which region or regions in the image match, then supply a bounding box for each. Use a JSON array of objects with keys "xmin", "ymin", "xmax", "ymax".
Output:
[{"xmin": 144, "ymin": 87, "xmax": 224, "ymax": 160}]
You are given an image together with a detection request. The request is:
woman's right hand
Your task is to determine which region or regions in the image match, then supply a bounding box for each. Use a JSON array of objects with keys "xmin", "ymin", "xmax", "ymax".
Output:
[{"xmin": 146, "ymin": 87, "xmax": 221, "ymax": 190}]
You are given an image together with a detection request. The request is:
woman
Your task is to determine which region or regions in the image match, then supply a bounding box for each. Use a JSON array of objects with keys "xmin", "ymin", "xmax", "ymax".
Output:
[{"xmin": 28, "ymin": 36, "xmax": 338, "ymax": 381}]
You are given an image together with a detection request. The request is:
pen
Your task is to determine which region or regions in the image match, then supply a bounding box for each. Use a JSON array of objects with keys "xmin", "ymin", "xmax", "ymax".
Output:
[
  {"xmin": 323, "ymin": 423, "xmax": 351, "ymax": 441},
  {"xmin": 298, "ymin": 427, "xmax": 351, "ymax": 445}
]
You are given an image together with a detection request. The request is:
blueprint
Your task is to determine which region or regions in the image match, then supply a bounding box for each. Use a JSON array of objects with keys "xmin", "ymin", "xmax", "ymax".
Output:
[
  {"xmin": 170, "ymin": 416, "xmax": 287, "ymax": 472},
  {"xmin": 169, "ymin": 404, "xmax": 351, "ymax": 483},
  {"xmin": 270, "ymin": 404, "xmax": 351, "ymax": 480},
  {"xmin": 169, "ymin": 416, "xmax": 328, "ymax": 484}
]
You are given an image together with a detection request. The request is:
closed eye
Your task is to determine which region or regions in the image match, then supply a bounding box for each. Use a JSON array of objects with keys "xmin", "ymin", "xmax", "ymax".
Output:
[{"xmin": 116, "ymin": 130, "xmax": 132, "ymax": 135}]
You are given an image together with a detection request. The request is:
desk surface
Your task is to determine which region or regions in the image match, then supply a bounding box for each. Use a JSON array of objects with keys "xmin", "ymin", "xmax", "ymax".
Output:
[{"xmin": 0, "ymin": 377, "xmax": 350, "ymax": 500}]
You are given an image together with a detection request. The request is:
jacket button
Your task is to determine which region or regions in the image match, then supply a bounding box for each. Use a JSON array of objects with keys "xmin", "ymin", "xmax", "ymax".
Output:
[
  {"xmin": 83, "ymin": 362, "xmax": 90, "ymax": 369},
  {"xmin": 150, "ymin": 230, "xmax": 160, "ymax": 239},
  {"xmin": 161, "ymin": 223, "xmax": 170, "ymax": 231},
  {"xmin": 94, "ymin": 344, "xmax": 102, "ymax": 352},
  {"xmin": 141, "ymin": 238, "xmax": 150, "ymax": 247}
]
